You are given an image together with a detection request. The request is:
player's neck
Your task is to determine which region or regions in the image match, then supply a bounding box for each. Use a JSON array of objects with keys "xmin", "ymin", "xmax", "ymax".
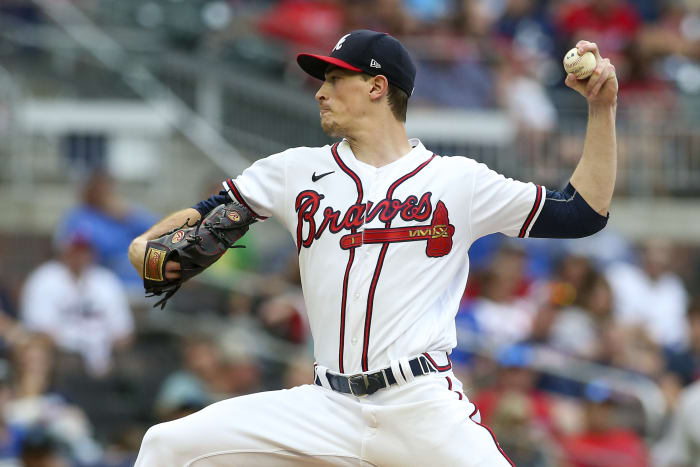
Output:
[{"xmin": 345, "ymin": 120, "xmax": 412, "ymax": 168}]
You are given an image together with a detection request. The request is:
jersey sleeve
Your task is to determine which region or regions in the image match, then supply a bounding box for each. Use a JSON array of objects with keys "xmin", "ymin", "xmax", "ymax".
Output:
[
  {"xmin": 469, "ymin": 162, "xmax": 545, "ymax": 240},
  {"xmin": 222, "ymin": 150, "xmax": 287, "ymax": 222}
]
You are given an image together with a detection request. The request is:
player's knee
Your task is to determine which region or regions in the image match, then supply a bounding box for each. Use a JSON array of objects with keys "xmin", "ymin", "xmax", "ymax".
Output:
[
  {"xmin": 140, "ymin": 424, "xmax": 168, "ymax": 456},
  {"xmin": 139, "ymin": 420, "xmax": 187, "ymax": 461}
]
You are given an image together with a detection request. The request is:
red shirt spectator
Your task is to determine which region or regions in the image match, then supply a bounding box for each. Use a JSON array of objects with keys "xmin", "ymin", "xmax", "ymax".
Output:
[
  {"xmin": 473, "ymin": 345, "xmax": 555, "ymax": 434},
  {"xmin": 563, "ymin": 429, "xmax": 648, "ymax": 466},
  {"xmin": 562, "ymin": 383, "xmax": 648, "ymax": 467},
  {"xmin": 258, "ymin": 0, "xmax": 343, "ymax": 52},
  {"xmin": 558, "ymin": 0, "xmax": 641, "ymax": 59}
]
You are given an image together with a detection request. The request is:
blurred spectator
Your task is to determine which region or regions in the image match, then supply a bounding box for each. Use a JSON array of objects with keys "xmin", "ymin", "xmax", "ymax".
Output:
[
  {"xmin": 606, "ymin": 238, "xmax": 689, "ymax": 350},
  {"xmin": 495, "ymin": 44, "xmax": 558, "ymax": 185},
  {"xmin": 155, "ymin": 333, "xmax": 261, "ymax": 421},
  {"xmin": 257, "ymin": 293, "xmax": 308, "ymax": 344},
  {"xmin": 637, "ymin": 1, "xmax": 700, "ymax": 63},
  {"xmin": 561, "ymin": 381, "xmax": 649, "ymax": 466},
  {"xmin": 549, "ymin": 271, "xmax": 613, "ymax": 360},
  {"xmin": 258, "ymin": 0, "xmax": 344, "ymax": 51},
  {"xmin": 614, "ymin": 33, "xmax": 677, "ymax": 194},
  {"xmin": 494, "ymin": 0, "xmax": 557, "ymax": 59},
  {"xmin": 561, "ymin": 227, "xmax": 636, "ymax": 269},
  {"xmin": 411, "ymin": 37, "xmax": 497, "ymax": 108},
  {"xmin": 653, "ymin": 379, "xmax": 700, "ymax": 467},
  {"xmin": 470, "ymin": 246, "xmax": 537, "ymax": 349},
  {"xmin": 20, "ymin": 232, "xmax": 133, "ymax": 376},
  {"xmin": 5, "ymin": 334, "xmax": 101, "ymax": 465},
  {"xmin": 473, "ymin": 344, "xmax": 555, "ymax": 434},
  {"xmin": 0, "ymin": 284, "xmax": 21, "ymax": 359},
  {"xmin": 343, "ymin": 0, "xmax": 418, "ymax": 35},
  {"xmin": 98, "ymin": 426, "xmax": 143, "ymax": 467},
  {"xmin": 54, "ymin": 172, "xmax": 157, "ymax": 300},
  {"xmin": 0, "ymin": 289, "xmax": 14, "ymax": 322},
  {"xmin": 281, "ymin": 353, "xmax": 315, "ymax": 389},
  {"xmin": 665, "ymin": 298, "xmax": 700, "ymax": 385},
  {"xmin": 605, "ymin": 324, "xmax": 666, "ymax": 378},
  {"xmin": 617, "ymin": 38, "xmax": 675, "ymax": 103},
  {"xmin": 629, "ymin": 0, "xmax": 661, "ymax": 22},
  {"xmin": 526, "ymin": 302, "xmax": 559, "ymax": 346},
  {"xmin": 0, "ymin": 360, "xmax": 24, "ymax": 463},
  {"xmin": 545, "ymin": 253, "xmax": 596, "ymax": 309},
  {"xmin": 410, "ymin": 1, "xmax": 499, "ymax": 109},
  {"xmin": 496, "ymin": 50, "xmax": 557, "ymax": 133},
  {"xmin": 19, "ymin": 428, "xmax": 69, "ymax": 467},
  {"xmin": 154, "ymin": 335, "xmax": 228, "ymax": 421},
  {"xmin": 556, "ymin": 0, "xmax": 642, "ymax": 68},
  {"xmin": 488, "ymin": 391, "xmax": 559, "ymax": 467}
]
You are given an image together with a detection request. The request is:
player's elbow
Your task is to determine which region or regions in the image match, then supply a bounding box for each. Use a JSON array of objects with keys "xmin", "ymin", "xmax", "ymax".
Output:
[
  {"xmin": 127, "ymin": 236, "xmax": 141, "ymax": 258},
  {"xmin": 531, "ymin": 212, "xmax": 608, "ymax": 239},
  {"xmin": 572, "ymin": 211, "xmax": 609, "ymax": 238},
  {"xmin": 529, "ymin": 185, "xmax": 610, "ymax": 239},
  {"xmin": 128, "ymin": 237, "xmax": 147, "ymax": 276}
]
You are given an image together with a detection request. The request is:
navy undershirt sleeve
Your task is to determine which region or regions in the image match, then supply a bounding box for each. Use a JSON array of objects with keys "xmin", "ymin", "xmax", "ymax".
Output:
[
  {"xmin": 529, "ymin": 183, "xmax": 608, "ymax": 239},
  {"xmin": 192, "ymin": 190, "xmax": 230, "ymax": 217}
]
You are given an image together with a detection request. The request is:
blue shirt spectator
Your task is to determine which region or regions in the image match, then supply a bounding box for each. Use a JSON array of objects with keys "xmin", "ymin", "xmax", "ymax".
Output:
[{"xmin": 54, "ymin": 172, "xmax": 157, "ymax": 297}]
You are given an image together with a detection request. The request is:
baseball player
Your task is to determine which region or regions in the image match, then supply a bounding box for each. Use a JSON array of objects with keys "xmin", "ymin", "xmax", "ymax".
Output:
[{"xmin": 129, "ymin": 30, "xmax": 617, "ymax": 466}]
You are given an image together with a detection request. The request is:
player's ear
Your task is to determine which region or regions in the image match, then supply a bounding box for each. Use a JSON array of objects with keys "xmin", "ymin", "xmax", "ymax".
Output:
[{"xmin": 368, "ymin": 75, "xmax": 389, "ymax": 101}]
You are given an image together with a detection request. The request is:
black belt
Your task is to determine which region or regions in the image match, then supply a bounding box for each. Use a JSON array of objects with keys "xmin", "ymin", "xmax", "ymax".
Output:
[{"xmin": 314, "ymin": 355, "xmax": 436, "ymax": 397}]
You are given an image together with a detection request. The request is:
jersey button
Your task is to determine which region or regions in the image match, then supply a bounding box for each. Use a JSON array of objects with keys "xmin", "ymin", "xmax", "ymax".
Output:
[
  {"xmin": 354, "ymin": 292, "xmax": 360, "ymax": 300},
  {"xmin": 351, "ymin": 337, "xmax": 358, "ymax": 345}
]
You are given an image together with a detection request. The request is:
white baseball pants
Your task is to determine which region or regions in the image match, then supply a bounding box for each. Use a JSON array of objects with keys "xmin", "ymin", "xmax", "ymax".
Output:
[{"xmin": 135, "ymin": 370, "xmax": 513, "ymax": 466}]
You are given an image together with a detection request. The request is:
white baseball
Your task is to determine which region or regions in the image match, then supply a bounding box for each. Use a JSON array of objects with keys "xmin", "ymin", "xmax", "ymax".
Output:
[{"xmin": 563, "ymin": 48, "xmax": 597, "ymax": 80}]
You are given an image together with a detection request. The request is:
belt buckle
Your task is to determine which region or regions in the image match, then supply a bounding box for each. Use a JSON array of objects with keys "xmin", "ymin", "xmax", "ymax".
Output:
[{"xmin": 348, "ymin": 374, "xmax": 369, "ymax": 397}]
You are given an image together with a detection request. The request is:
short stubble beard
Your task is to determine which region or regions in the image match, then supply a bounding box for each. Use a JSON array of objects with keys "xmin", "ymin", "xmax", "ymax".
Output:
[{"xmin": 320, "ymin": 116, "xmax": 345, "ymax": 139}]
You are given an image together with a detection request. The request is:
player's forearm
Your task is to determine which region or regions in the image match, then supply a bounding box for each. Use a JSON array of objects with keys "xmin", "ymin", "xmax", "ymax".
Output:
[
  {"xmin": 128, "ymin": 208, "xmax": 202, "ymax": 275},
  {"xmin": 569, "ymin": 102, "xmax": 617, "ymax": 216}
]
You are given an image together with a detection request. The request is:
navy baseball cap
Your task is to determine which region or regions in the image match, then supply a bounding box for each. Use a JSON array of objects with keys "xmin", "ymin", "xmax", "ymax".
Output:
[{"xmin": 297, "ymin": 30, "xmax": 416, "ymax": 97}]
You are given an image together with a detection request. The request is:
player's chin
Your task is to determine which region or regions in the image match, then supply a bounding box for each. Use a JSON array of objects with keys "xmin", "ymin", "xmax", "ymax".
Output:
[{"xmin": 320, "ymin": 119, "xmax": 343, "ymax": 138}]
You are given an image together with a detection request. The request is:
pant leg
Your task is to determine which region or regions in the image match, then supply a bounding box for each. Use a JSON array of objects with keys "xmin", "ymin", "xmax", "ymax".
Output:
[
  {"xmin": 362, "ymin": 373, "xmax": 514, "ymax": 467},
  {"xmin": 135, "ymin": 384, "xmax": 373, "ymax": 467}
]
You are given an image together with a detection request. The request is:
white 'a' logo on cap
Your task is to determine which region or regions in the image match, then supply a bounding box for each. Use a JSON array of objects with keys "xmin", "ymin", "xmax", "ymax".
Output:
[{"xmin": 333, "ymin": 34, "xmax": 350, "ymax": 51}]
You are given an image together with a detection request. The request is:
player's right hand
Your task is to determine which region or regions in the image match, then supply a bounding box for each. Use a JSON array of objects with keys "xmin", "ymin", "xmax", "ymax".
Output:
[
  {"xmin": 565, "ymin": 40, "xmax": 618, "ymax": 107},
  {"xmin": 164, "ymin": 260, "xmax": 182, "ymax": 280}
]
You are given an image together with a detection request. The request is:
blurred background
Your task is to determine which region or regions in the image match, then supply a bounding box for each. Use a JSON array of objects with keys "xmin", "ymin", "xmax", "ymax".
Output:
[{"xmin": 0, "ymin": 0, "xmax": 699, "ymax": 465}]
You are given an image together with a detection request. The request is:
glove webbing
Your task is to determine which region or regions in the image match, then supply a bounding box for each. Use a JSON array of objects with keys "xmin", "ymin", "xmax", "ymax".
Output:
[{"xmin": 147, "ymin": 218, "xmax": 245, "ymax": 310}]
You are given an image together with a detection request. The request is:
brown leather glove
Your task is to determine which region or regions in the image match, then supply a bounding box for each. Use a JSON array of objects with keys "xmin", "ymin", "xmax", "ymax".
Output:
[{"xmin": 143, "ymin": 202, "xmax": 254, "ymax": 309}]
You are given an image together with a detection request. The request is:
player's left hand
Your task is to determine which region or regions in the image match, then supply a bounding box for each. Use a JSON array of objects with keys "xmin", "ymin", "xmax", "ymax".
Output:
[{"xmin": 565, "ymin": 40, "xmax": 618, "ymax": 107}]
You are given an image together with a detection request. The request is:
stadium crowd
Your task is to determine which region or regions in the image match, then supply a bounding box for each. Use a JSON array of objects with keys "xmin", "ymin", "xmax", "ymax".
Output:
[{"xmin": 0, "ymin": 0, "xmax": 699, "ymax": 466}]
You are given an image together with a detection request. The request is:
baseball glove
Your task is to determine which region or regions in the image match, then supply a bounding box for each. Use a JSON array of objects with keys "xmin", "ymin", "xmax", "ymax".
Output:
[{"xmin": 143, "ymin": 202, "xmax": 255, "ymax": 309}]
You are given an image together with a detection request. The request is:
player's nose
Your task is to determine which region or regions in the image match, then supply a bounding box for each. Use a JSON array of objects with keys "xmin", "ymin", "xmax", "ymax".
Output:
[{"xmin": 315, "ymin": 82, "xmax": 328, "ymax": 102}]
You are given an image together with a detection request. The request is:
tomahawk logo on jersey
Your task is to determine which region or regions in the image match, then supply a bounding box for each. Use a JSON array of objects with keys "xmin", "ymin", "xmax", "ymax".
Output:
[{"xmin": 222, "ymin": 138, "xmax": 545, "ymax": 375}]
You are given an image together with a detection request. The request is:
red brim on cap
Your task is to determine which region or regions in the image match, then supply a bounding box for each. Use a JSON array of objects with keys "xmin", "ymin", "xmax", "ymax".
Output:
[{"xmin": 297, "ymin": 53, "xmax": 362, "ymax": 81}]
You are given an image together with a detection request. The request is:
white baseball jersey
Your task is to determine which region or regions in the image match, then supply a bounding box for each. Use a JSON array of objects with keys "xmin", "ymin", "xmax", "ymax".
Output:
[
  {"xmin": 135, "ymin": 138, "xmax": 540, "ymax": 466},
  {"xmin": 223, "ymin": 138, "xmax": 545, "ymax": 375}
]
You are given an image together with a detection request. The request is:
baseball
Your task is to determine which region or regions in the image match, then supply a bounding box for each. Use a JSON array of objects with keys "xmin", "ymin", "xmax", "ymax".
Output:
[{"xmin": 563, "ymin": 48, "xmax": 596, "ymax": 80}]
